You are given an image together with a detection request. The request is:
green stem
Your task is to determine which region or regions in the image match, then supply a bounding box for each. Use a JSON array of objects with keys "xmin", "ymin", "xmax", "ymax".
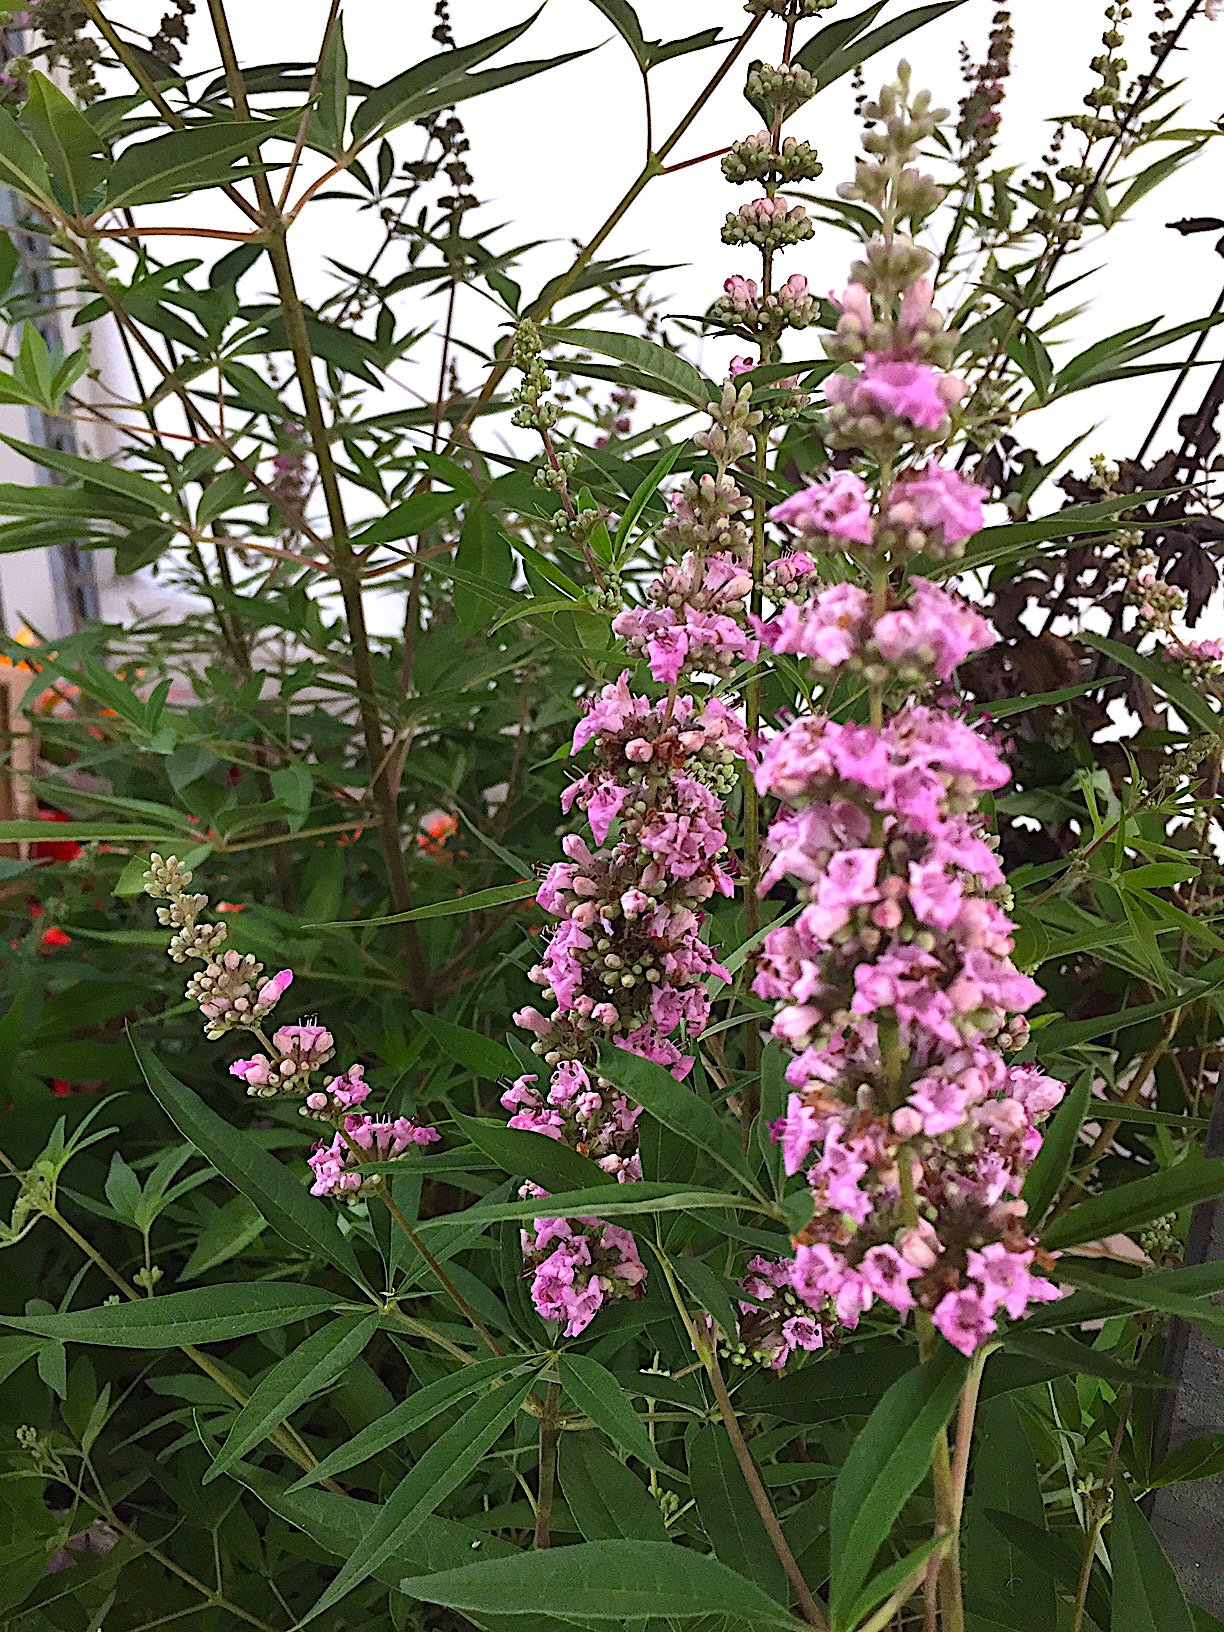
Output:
[
  {"xmin": 374, "ymin": 1178, "xmax": 503, "ymax": 1356},
  {"xmin": 706, "ymin": 1354, "xmax": 829, "ymax": 1630},
  {"xmin": 1070, "ymin": 1390, "xmax": 1131, "ymax": 1632},
  {"xmin": 204, "ymin": 0, "xmax": 431, "ymax": 1003},
  {"xmin": 533, "ymin": 1381, "xmax": 561, "ymax": 1549},
  {"xmin": 23, "ymin": 1185, "xmax": 338, "ymax": 1490}
]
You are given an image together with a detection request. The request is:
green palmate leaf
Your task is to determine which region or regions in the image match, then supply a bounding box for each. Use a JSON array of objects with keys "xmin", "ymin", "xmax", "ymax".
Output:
[
  {"xmin": 289, "ymin": 1355, "xmax": 527, "ymax": 1490},
  {"xmin": 542, "ymin": 327, "xmax": 715, "ymax": 409},
  {"xmin": 131, "ymin": 1032, "xmax": 365, "ymax": 1283},
  {"xmin": 0, "ymin": 1284, "xmax": 340, "ymax": 1348},
  {"xmin": 399, "ymin": 1540, "xmax": 803, "ymax": 1625},
  {"xmin": 105, "ymin": 116, "xmax": 295, "ymax": 209},
  {"xmin": 452, "ymin": 1113, "xmax": 615, "ymax": 1194},
  {"xmin": 558, "ymin": 1354, "xmax": 663, "ymax": 1469},
  {"xmin": 557, "ymin": 1434, "xmax": 669, "ymax": 1542},
  {"xmin": 313, "ymin": 879, "xmax": 535, "ymax": 927},
  {"xmin": 350, "ymin": 11, "xmax": 543, "ymax": 140},
  {"xmin": 828, "ymin": 1346, "xmax": 969, "ymax": 1631},
  {"xmin": 1110, "ymin": 1481, "xmax": 1196, "ymax": 1632},
  {"xmin": 20, "ymin": 73, "xmax": 108, "ymax": 216},
  {"xmin": 296, "ymin": 1373, "xmax": 539, "ymax": 1625},
  {"xmin": 689, "ymin": 1424, "xmax": 788, "ymax": 1604},
  {"xmin": 206, "ymin": 1311, "xmax": 378, "ymax": 1483},
  {"xmin": 1041, "ymin": 1157, "xmax": 1224, "ymax": 1251},
  {"xmin": 1022, "ymin": 1067, "xmax": 1089, "ymax": 1223},
  {"xmin": 596, "ymin": 1043, "xmax": 757, "ymax": 1189},
  {"xmin": 798, "ymin": 1, "xmax": 967, "ymax": 89}
]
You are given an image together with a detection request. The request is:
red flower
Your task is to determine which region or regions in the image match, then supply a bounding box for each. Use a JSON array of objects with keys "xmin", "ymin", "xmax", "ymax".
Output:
[
  {"xmin": 31, "ymin": 808, "xmax": 83, "ymax": 864},
  {"xmin": 40, "ymin": 926, "xmax": 72, "ymax": 949}
]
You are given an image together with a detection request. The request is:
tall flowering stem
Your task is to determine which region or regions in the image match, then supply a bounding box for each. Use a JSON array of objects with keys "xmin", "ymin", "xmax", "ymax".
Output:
[
  {"xmin": 138, "ymin": 856, "xmax": 504, "ymax": 1354},
  {"xmin": 507, "ymin": 360, "xmax": 763, "ymax": 1336},
  {"xmin": 753, "ymin": 69, "xmax": 1067, "ymax": 1629},
  {"xmin": 709, "ymin": 31, "xmax": 824, "ymax": 1115}
]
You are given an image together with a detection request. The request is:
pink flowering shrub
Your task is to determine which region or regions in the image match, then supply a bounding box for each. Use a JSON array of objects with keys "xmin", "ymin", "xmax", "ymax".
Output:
[{"xmin": 10, "ymin": 7, "xmax": 1224, "ymax": 1630}]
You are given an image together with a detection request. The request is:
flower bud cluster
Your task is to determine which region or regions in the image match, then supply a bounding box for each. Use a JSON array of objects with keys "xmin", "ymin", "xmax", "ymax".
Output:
[
  {"xmin": 837, "ymin": 65, "xmax": 948, "ymax": 228},
  {"xmin": 771, "ymin": 464, "xmax": 985, "ymax": 563},
  {"xmin": 722, "ymin": 196, "xmax": 814, "ymax": 253},
  {"xmin": 721, "ymin": 130, "xmax": 822, "ymax": 187},
  {"xmin": 614, "ymin": 552, "xmax": 757, "ymax": 684},
  {"xmin": 143, "ymin": 858, "xmax": 437, "ymax": 1202},
  {"xmin": 826, "ymin": 270, "xmax": 957, "ymax": 368},
  {"xmin": 708, "ymin": 272, "xmax": 815, "ymax": 340},
  {"xmin": 509, "ymin": 371, "xmax": 759, "ymax": 1335},
  {"xmin": 745, "ymin": 0, "xmax": 837, "ymax": 16},
  {"xmin": 759, "ymin": 576, "xmax": 997, "ymax": 687},
  {"xmin": 727, "ymin": 1255, "xmax": 837, "ymax": 1370},
  {"xmin": 308, "ymin": 1114, "xmax": 439, "ymax": 1200},
  {"xmin": 745, "ymin": 60, "xmax": 818, "ymax": 124},
  {"xmin": 510, "ymin": 319, "xmax": 558, "ymax": 434},
  {"xmin": 519, "ymin": 1201, "xmax": 647, "ymax": 1336}
]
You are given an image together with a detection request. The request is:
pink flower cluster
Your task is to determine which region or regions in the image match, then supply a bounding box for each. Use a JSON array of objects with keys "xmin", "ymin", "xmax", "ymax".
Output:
[
  {"xmin": 520, "ymin": 1205, "xmax": 648, "ymax": 1336},
  {"xmin": 760, "ymin": 576, "xmax": 996, "ymax": 681},
  {"xmin": 308, "ymin": 1114, "xmax": 440, "ymax": 1198},
  {"xmin": 611, "ymin": 552, "xmax": 757, "ymax": 684},
  {"xmin": 733, "ymin": 1254, "xmax": 836, "ymax": 1370},
  {"xmin": 754, "ymin": 255, "xmax": 1064, "ymax": 1356},
  {"xmin": 509, "ymin": 677, "xmax": 748, "ymax": 1283},
  {"xmin": 755, "ymin": 693, "xmax": 1065, "ymax": 1353},
  {"xmin": 511, "ymin": 427, "xmax": 755, "ymax": 1333},
  {"xmin": 771, "ymin": 465, "xmax": 985, "ymax": 560}
]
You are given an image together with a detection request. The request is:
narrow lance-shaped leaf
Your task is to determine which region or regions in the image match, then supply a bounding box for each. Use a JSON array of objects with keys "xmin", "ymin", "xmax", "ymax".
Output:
[
  {"xmin": 559, "ymin": 1353, "xmax": 664, "ymax": 1469},
  {"xmin": 0, "ymin": 1284, "xmax": 340, "ymax": 1348},
  {"xmin": 206, "ymin": 1310, "xmax": 378, "ymax": 1483},
  {"xmin": 1042, "ymin": 1157, "xmax": 1224, "ymax": 1251},
  {"xmin": 351, "ymin": 10, "xmax": 544, "ymax": 141},
  {"xmin": 597, "ymin": 1042, "xmax": 758, "ymax": 1189},
  {"xmin": 398, "ymin": 1540, "xmax": 803, "ymax": 1626},
  {"xmin": 1109, "ymin": 1480, "xmax": 1196, "ymax": 1632},
  {"xmin": 295, "ymin": 1372, "xmax": 539, "ymax": 1625},
  {"xmin": 289, "ymin": 1355, "xmax": 527, "ymax": 1491}
]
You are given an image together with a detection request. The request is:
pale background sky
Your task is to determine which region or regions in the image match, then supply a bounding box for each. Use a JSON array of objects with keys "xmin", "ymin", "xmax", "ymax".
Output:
[
  {"xmin": 168, "ymin": 0, "xmax": 1224, "ymax": 466},
  {"xmin": 4, "ymin": 0, "xmax": 1224, "ymax": 636}
]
